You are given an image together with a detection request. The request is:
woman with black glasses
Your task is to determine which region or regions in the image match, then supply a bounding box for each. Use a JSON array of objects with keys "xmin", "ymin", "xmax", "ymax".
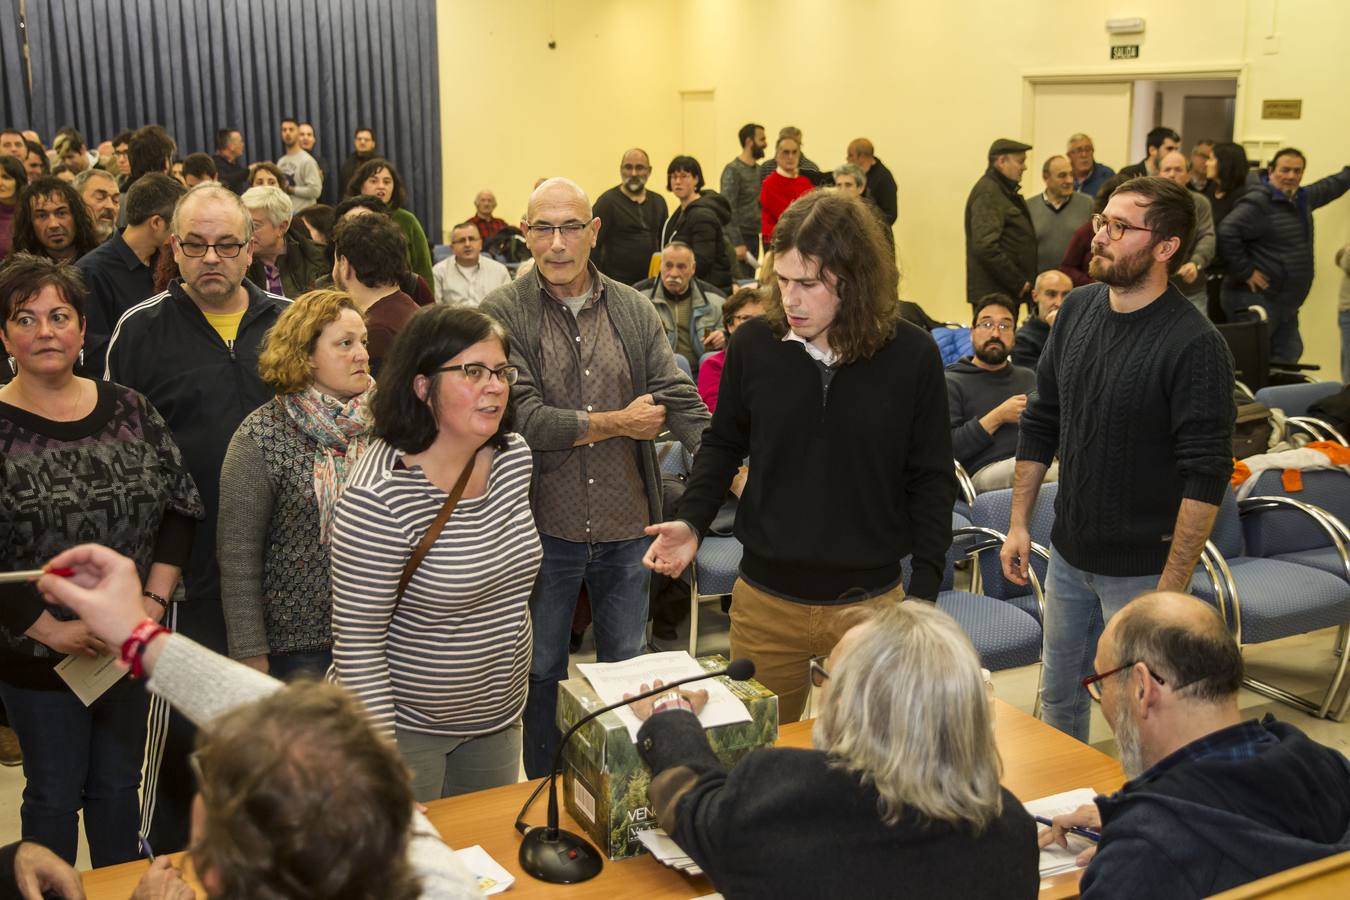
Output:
[{"xmin": 330, "ymin": 305, "xmax": 542, "ymax": 801}]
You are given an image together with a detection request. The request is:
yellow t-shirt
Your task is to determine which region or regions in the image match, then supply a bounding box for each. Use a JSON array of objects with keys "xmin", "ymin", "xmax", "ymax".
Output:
[{"xmin": 202, "ymin": 309, "xmax": 246, "ymax": 348}]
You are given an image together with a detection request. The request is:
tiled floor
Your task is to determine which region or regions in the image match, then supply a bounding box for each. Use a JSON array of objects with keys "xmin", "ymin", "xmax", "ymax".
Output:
[{"xmin": 2, "ymin": 608, "xmax": 1347, "ymax": 871}]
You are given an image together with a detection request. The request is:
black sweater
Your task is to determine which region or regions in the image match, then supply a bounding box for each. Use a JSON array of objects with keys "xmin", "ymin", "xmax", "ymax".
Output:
[
  {"xmin": 1017, "ymin": 283, "xmax": 1234, "ymax": 576},
  {"xmin": 945, "ymin": 357, "xmax": 1038, "ymax": 474},
  {"xmin": 680, "ymin": 317, "xmax": 955, "ymax": 601},
  {"xmin": 637, "ymin": 710, "xmax": 1039, "ymax": 900}
]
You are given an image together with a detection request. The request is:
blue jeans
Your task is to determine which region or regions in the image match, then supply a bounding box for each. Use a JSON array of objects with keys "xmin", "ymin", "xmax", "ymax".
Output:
[
  {"xmin": 0, "ymin": 674, "xmax": 149, "ymax": 866},
  {"xmin": 522, "ymin": 535, "xmax": 651, "ymax": 778},
  {"xmin": 268, "ymin": 649, "xmax": 332, "ymax": 681},
  {"xmin": 1040, "ymin": 549, "xmax": 1161, "ymax": 742},
  {"xmin": 1340, "ymin": 310, "xmax": 1350, "ymax": 385},
  {"xmin": 1221, "ymin": 288, "xmax": 1303, "ymax": 363}
]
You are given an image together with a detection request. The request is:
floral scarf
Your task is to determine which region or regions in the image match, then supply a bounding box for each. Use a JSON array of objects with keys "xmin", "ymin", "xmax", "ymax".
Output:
[{"xmin": 280, "ymin": 379, "xmax": 374, "ymax": 543}]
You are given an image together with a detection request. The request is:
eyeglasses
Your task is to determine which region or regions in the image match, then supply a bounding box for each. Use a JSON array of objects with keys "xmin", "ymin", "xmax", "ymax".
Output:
[
  {"xmin": 730, "ymin": 313, "xmax": 762, "ymax": 325},
  {"xmin": 435, "ymin": 363, "xmax": 519, "ymax": 385},
  {"xmin": 621, "ymin": 164, "xmax": 651, "ymax": 174},
  {"xmin": 974, "ymin": 319, "xmax": 1014, "ymax": 333},
  {"xmin": 524, "ymin": 220, "xmax": 593, "ymax": 241},
  {"xmin": 1067, "ymin": 146, "xmax": 1094, "ymax": 156},
  {"xmin": 450, "ymin": 236, "xmax": 479, "ymax": 245},
  {"xmin": 1091, "ymin": 214, "xmax": 1154, "ymax": 242},
  {"xmin": 177, "ymin": 238, "xmax": 248, "ymax": 258},
  {"xmin": 1081, "ymin": 662, "xmax": 1167, "ymax": 702},
  {"xmin": 809, "ymin": 655, "xmax": 830, "ymax": 688}
]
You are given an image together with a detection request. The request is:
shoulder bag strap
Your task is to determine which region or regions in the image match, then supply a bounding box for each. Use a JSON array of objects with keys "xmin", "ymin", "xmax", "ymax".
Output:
[{"xmin": 396, "ymin": 448, "xmax": 480, "ymax": 602}]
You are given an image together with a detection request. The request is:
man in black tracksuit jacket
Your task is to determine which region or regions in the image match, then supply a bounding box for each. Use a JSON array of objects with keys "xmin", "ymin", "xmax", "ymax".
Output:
[{"xmin": 104, "ymin": 184, "xmax": 286, "ymax": 852}]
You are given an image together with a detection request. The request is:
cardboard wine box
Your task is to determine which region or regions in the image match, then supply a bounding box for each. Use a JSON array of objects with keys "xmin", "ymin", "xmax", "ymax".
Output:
[{"xmin": 556, "ymin": 655, "xmax": 779, "ymax": 860}]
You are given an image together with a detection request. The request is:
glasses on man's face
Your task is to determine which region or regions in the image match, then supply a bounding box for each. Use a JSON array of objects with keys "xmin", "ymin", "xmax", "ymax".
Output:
[
  {"xmin": 1091, "ymin": 214, "xmax": 1154, "ymax": 242},
  {"xmin": 525, "ymin": 220, "xmax": 593, "ymax": 242},
  {"xmin": 974, "ymin": 319, "xmax": 1014, "ymax": 333},
  {"xmin": 809, "ymin": 655, "xmax": 830, "ymax": 688},
  {"xmin": 1081, "ymin": 661, "xmax": 1167, "ymax": 702},
  {"xmin": 451, "ymin": 236, "xmax": 479, "ymax": 245},
  {"xmin": 436, "ymin": 363, "xmax": 519, "ymax": 386},
  {"xmin": 1067, "ymin": 146, "xmax": 1094, "ymax": 156},
  {"xmin": 621, "ymin": 164, "xmax": 650, "ymax": 174},
  {"xmin": 177, "ymin": 238, "xmax": 248, "ymax": 258}
]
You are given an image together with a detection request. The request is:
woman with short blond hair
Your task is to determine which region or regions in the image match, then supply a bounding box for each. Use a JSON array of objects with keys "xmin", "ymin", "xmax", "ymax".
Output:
[{"xmin": 218, "ymin": 289, "xmax": 373, "ymax": 679}]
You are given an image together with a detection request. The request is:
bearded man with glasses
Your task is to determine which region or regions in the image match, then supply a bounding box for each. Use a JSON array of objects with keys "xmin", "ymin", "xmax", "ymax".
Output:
[
  {"xmin": 481, "ymin": 177, "xmax": 708, "ymax": 778},
  {"xmin": 104, "ymin": 182, "xmax": 289, "ymax": 852},
  {"xmin": 999, "ymin": 176, "xmax": 1235, "ymax": 743}
]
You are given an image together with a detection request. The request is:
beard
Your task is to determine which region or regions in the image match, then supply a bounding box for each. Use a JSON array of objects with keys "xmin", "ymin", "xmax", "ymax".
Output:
[
  {"xmin": 1111, "ymin": 701, "xmax": 1147, "ymax": 780},
  {"xmin": 93, "ymin": 219, "xmax": 115, "ymax": 243},
  {"xmin": 1088, "ymin": 242, "xmax": 1153, "ymax": 289},
  {"xmin": 623, "ymin": 175, "xmax": 647, "ymax": 193},
  {"xmin": 974, "ymin": 339, "xmax": 1009, "ymax": 366},
  {"xmin": 752, "ymin": 144, "xmax": 766, "ymax": 160}
]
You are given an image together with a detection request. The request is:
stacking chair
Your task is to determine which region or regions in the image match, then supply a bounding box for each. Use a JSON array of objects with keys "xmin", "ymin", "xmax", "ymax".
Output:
[
  {"xmin": 969, "ymin": 483, "xmax": 1058, "ymax": 625},
  {"xmin": 931, "ymin": 325, "xmax": 973, "ymax": 367},
  {"xmin": 1191, "ymin": 489, "xmax": 1350, "ymax": 719},
  {"xmin": 1253, "ymin": 382, "xmax": 1347, "ymax": 444}
]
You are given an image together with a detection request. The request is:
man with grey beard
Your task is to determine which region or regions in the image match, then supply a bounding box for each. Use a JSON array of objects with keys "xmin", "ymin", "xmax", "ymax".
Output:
[{"xmin": 1039, "ymin": 592, "xmax": 1350, "ymax": 899}]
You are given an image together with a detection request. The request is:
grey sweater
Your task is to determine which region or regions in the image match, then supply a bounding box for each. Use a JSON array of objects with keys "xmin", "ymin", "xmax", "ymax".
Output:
[
  {"xmin": 146, "ymin": 634, "xmax": 483, "ymax": 899},
  {"xmin": 946, "ymin": 358, "xmax": 1038, "ymax": 473},
  {"xmin": 480, "ymin": 269, "xmax": 710, "ymax": 523},
  {"xmin": 1026, "ymin": 191, "xmax": 1093, "ymax": 276}
]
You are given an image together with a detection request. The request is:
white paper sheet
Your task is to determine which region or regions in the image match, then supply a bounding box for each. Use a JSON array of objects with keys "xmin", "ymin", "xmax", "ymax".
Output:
[
  {"xmin": 577, "ymin": 651, "xmax": 751, "ymax": 741},
  {"xmin": 1025, "ymin": 787, "xmax": 1100, "ymax": 878},
  {"xmin": 54, "ymin": 651, "xmax": 127, "ymax": 707},
  {"xmin": 453, "ymin": 844, "xmax": 514, "ymax": 895},
  {"xmin": 637, "ymin": 827, "xmax": 703, "ymax": 877}
]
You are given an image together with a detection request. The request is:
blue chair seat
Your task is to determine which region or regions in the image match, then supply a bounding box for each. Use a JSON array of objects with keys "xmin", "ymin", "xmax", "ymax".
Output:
[
  {"xmin": 936, "ymin": 591, "xmax": 1043, "ymax": 671},
  {"xmin": 1191, "ymin": 557, "xmax": 1350, "ymax": 645},
  {"xmin": 1272, "ymin": 548, "xmax": 1349, "ymax": 581},
  {"xmin": 690, "ymin": 536, "xmax": 742, "ymax": 597}
]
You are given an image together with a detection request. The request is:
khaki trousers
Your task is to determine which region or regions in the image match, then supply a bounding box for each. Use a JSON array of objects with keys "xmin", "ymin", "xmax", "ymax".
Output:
[{"xmin": 728, "ymin": 578, "xmax": 907, "ymax": 724}]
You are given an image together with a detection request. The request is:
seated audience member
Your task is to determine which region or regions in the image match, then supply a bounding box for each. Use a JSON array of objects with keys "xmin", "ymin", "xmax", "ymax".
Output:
[
  {"xmin": 211, "ymin": 127, "xmax": 249, "ymax": 194},
  {"xmin": 636, "ymin": 241, "xmax": 726, "ymax": 374},
  {"xmin": 759, "ymin": 134, "xmax": 813, "ymax": 247},
  {"xmin": 241, "ymin": 185, "xmax": 327, "ymax": 298},
  {"xmin": 1026, "ymin": 155, "xmax": 1092, "ymax": 275},
  {"xmin": 72, "ymin": 167, "xmax": 120, "ymax": 243},
  {"xmin": 331, "ymin": 195, "xmax": 435, "ymax": 306},
  {"xmin": 1060, "ymin": 172, "xmax": 1136, "ymax": 286},
  {"xmin": 330, "ymin": 211, "xmax": 418, "ymax": 376},
  {"xmin": 339, "ymin": 126, "xmax": 378, "ymax": 199},
  {"xmin": 946, "ymin": 293, "xmax": 1039, "ymax": 491},
  {"xmin": 77, "ymin": 173, "xmax": 185, "ymax": 375},
  {"xmin": 469, "ymin": 189, "xmax": 508, "ymax": 241},
  {"xmin": 181, "ymin": 152, "xmax": 218, "ymax": 188},
  {"xmin": 348, "ymin": 157, "xmax": 435, "ymax": 286},
  {"xmin": 433, "ymin": 220, "xmax": 512, "ymax": 307},
  {"xmin": 831, "ymin": 163, "xmax": 893, "ymax": 247},
  {"xmin": 630, "ymin": 601, "xmax": 1038, "ymax": 899},
  {"xmin": 1041, "ymin": 592, "xmax": 1350, "ymax": 899},
  {"xmin": 0, "ymin": 154, "xmax": 25, "ymax": 261},
  {"xmin": 331, "ymin": 306, "xmax": 541, "ymax": 802},
  {"xmin": 220, "ymin": 291, "xmax": 372, "ymax": 681},
  {"xmin": 0, "ymin": 255, "xmax": 203, "ymax": 867},
  {"xmin": 1012, "ymin": 269, "xmax": 1071, "ymax": 370},
  {"xmin": 248, "ymin": 160, "xmax": 290, "ymax": 192},
  {"xmin": 23, "ymin": 140, "xmax": 50, "ymax": 182},
  {"xmin": 52, "ymin": 128, "xmax": 95, "ymax": 174},
  {"xmin": 663, "ymin": 155, "xmax": 734, "ymax": 291},
  {"xmin": 698, "ymin": 285, "xmax": 766, "ymax": 412},
  {"xmin": 11, "ymin": 176, "xmax": 100, "ymax": 263},
  {"xmin": 34, "ymin": 542, "xmax": 485, "ymax": 899},
  {"xmin": 296, "ymin": 203, "xmax": 334, "ymax": 246}
]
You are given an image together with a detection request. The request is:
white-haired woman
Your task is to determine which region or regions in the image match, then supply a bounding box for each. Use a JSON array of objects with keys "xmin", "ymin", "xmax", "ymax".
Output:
[{"xmin": 628, "ymin": 601, "xmax": 1039, "ymax": 899}]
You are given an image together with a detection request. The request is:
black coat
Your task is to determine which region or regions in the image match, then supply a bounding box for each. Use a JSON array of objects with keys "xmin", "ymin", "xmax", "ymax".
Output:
[
  {"xmin": 665, "ymin": 190, "xmax": 734, "ymax": 291},
  {"xmin": 964, "ymin": 168, "xmax": 1037, "ymax": 305}
]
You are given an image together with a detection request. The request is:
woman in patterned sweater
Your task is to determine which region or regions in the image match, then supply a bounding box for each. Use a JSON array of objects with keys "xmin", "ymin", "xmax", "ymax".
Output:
[
  {"xmin": 331, "ymin": 305, "xmax": 542, "ymax": 802},
  {"xmin": 219, "ymin": 290, "xmax": 374, "ymax": 680},
  {"xmin": 0, "ymin": 254, "xmax": 202, "ymax": 866}
]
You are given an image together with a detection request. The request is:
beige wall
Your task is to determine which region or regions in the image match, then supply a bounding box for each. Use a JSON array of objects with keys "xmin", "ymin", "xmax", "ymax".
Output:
[{"xmin": 439, "ymin": 0, "xmax": 1350, "ymax": 374}]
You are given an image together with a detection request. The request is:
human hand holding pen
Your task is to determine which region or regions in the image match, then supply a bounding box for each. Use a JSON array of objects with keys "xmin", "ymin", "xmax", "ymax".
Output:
[
  {"xmin": 35, "ymin": 545, "xmax": 158, "ymax": 661},
  {"xmin": 1036, "ymin": 803, "xmax": 1102, "ymax": 867}
]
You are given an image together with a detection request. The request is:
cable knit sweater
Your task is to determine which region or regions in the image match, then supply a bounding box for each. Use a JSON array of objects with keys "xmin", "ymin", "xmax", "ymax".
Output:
[{"xmin": 1017, "ymin": 283, "xmax": 1235, "ymax": 576}]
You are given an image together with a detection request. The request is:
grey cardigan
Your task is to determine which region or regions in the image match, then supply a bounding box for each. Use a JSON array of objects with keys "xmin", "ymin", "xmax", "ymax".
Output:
[{"xmin": 480, "ymin": 270, "xmax": 710, "ymax": 522}]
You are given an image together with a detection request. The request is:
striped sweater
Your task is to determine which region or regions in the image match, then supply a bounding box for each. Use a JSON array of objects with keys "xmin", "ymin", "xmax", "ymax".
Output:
[{"xmin": 330, "ymin": 434, "xmax": 542, "ymax": 737}]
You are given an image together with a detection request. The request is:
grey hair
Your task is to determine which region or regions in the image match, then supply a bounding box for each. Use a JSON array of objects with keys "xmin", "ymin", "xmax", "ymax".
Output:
[
  {"xmin": 72, "ymin": 168, "xmax": 117, "ymax": 193},
  {"xmin": 171, "ymin": 182, "xmax": 254, "ymax": 242},
  {"xmin": 1067, "ymin": 132, "xmax": 1093, "ymax": 146},
  {"xmin": 812, "ymin": 602, "xmax": 1003, "ymax": 831},
  {"xmin": 832, "ymin": 163, "xmax": 867, "ymax": 189},
  {"xmin": 240, "ymin": 185, "xmax": 294, "ymax": 227},
  {"xmin": 1110, "ymin": 593, "xmax": 1243, "ymax": 703}
]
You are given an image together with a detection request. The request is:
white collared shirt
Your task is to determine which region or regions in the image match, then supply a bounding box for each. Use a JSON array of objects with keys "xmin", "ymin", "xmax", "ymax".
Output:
[
  {"xmin": 432, "ymin": 254, "xmax": 512, "ymax": 307},
  {"xmin": 782, "ymin": 330, "xmax": 837, "ymax": 366}
]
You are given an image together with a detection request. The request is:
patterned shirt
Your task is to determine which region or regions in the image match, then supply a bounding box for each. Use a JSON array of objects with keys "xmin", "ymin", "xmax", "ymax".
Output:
[
  {"xmin": 533, "ymin": 267, "xmax": 649, "ymax": 542},
  {"xmin": 1129, "ymin": 717, "xmax": 1279, "ymax": 789}
]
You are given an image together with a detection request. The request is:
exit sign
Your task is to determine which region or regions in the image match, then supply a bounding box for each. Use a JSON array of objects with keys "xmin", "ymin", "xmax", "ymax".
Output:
[{"xmin": 1111, "ymin": 44, "xmax": 1140, "ymax": 60}]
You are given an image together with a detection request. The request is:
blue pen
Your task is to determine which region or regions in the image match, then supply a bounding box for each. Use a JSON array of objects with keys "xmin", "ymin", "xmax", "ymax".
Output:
[
  {"xmin": 1034, "ymin": 814, "xmax": 1101, "ymax": 843},
  {"xmin": 138, "ymin": 834, "xmax": 155, "ymax": 861}
]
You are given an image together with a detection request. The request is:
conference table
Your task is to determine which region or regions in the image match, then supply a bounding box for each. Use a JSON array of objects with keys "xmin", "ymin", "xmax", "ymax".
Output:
[{"xmin": 82, "ymin": 699, "xmax": 1124, "ymax": 898}]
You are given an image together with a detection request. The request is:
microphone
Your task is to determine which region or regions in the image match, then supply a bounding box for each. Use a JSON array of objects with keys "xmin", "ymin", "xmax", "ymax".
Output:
[{"xmin": 515, "ymin": 658, "xmax": 756, "ymax": 883}]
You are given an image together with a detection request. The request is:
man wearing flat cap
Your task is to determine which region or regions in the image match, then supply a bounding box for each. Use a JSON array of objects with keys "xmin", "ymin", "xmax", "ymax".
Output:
[{"xmin": 964, "ymin": 138, "xmax": 1038, "ymax": 311}]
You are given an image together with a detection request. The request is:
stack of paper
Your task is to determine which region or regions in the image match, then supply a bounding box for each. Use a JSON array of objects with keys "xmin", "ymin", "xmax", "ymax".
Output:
[
  {"xmin": 577, "ymin": 651, "xmax": 752, "ymax": 740},
  {"xmin": 1025, "ymin": 787, "xmax": 1100, "ymax": 878},
  {"xmin": 453, "ymin": 845, "xmax": 514, "ymax": 895},
  {"xmin": 637, "ymin": 827, "xmax": 702, "ymax": 877}
]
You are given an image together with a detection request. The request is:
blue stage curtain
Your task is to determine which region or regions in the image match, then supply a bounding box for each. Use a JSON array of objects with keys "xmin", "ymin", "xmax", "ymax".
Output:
[{"xmin": 22, "ymin": 0, "xmax": 442, "ymax": 240}]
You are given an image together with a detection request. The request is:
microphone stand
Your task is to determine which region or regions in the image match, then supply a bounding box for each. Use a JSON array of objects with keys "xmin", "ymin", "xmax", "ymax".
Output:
[{"xmin": 515, "ymin": 660, "xmax": 754, "ymax": 883}]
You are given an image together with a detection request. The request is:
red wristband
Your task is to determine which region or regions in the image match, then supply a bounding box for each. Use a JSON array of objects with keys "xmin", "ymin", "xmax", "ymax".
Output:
[{"xmin": 120, "ymin": 619, "xmax": 170, "ymax": 679}]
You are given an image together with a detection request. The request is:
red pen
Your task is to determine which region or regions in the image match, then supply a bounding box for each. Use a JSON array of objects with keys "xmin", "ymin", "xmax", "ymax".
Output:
[{"xmin": 0, "ymin": 567, "xmax": 76, "ymax": 584}]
